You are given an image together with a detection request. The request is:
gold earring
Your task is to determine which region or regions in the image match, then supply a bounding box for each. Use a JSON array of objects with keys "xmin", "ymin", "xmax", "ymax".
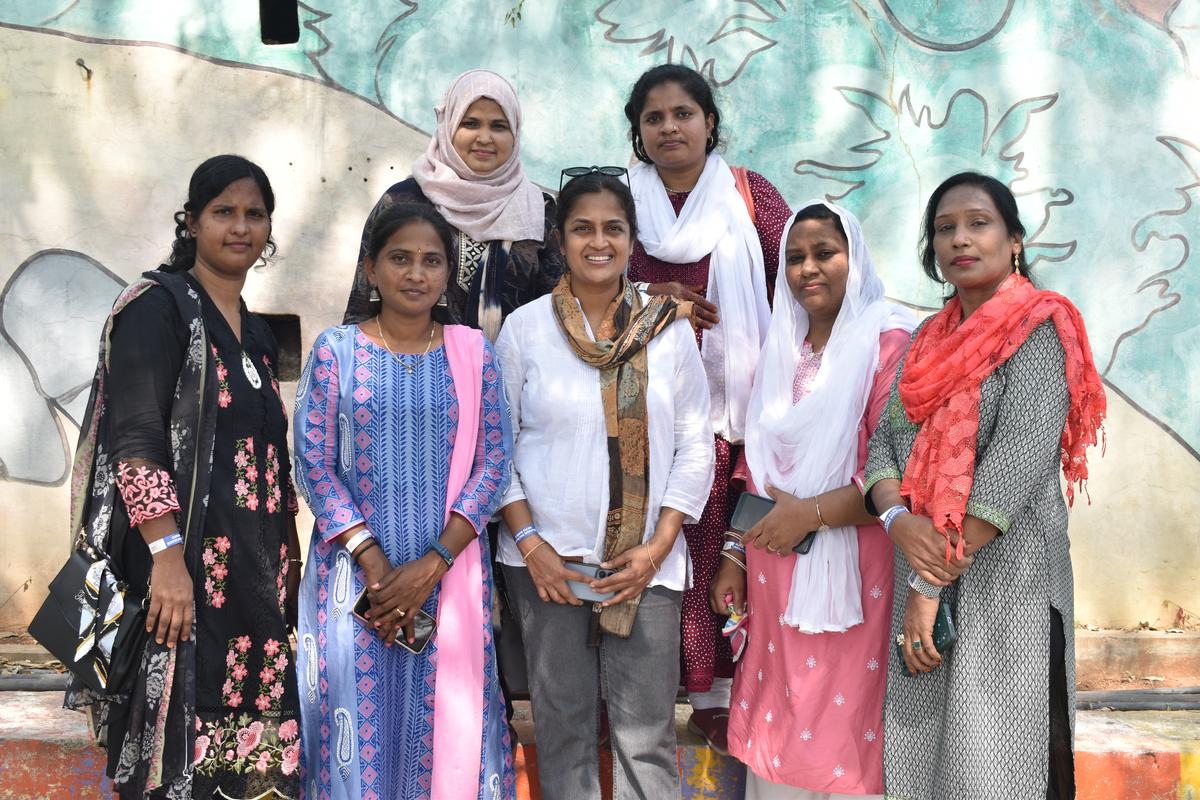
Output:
[{"xmin": 1013, "ymin": 251, "xmax": 1020, "ymax": 272}]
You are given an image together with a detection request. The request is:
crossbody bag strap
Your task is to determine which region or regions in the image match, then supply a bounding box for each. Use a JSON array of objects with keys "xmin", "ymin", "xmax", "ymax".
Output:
[{"xmin": 731, "ymin": 166, "xmax": 756, "ymax": 223}]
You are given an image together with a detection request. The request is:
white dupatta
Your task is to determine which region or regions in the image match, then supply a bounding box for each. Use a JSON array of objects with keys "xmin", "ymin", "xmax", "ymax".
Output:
[
  {"xmin": 744, "ymin": 201, "xmax": 915, "ymax": 633},
  {"xmin": 630, "ymin": 153, "xmax": 770, "ymax": 442}
]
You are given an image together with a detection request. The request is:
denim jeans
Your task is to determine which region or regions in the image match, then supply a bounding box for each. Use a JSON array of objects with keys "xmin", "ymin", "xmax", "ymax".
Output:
[{"xmin": 503, "ymin": 565, "xmax": 682, "ymax": 800}]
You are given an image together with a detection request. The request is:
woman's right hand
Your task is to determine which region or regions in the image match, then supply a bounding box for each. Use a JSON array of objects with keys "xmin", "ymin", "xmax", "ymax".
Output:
[
  {"xmin": 354, "ymin": 545, "xmax": 400, "ymax": 640},
  {"xmin": 647, "ymin": 282, "xmax": 720, "ymax": 330},
  {"xmin": 890, "ymin": 513, "xmax": 971, "ymax": 586},
  {"xmin": 356, "ymin": 545, "xmax": 393, "ymax": 600},
  {"xmin": 521, "ymin": 538, "xmax": 582, "ymax": 606},
  {"xmin": 709, "ymin": 556, "xmax": 746, "ymax": 616},
  {"xmin": 146, "ymin": 550, "xmax": 193, "ymax": 648}
]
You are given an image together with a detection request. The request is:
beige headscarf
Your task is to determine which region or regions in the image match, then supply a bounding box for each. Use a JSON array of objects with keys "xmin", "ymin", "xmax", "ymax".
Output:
[{"xmin": 411, "ymin": 69, "xmax": 545, "ymax": 242}]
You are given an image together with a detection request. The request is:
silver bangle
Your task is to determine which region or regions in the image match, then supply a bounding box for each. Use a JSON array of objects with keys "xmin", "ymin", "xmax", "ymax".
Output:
[{"xmin": 907, "ymin": 569, "xmax": 942, "ymax": 598}]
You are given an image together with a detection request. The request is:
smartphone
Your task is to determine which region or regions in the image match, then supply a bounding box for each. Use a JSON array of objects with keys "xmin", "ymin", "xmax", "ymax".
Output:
[
  {"xmin": 562, "ymin": 562, "xmax": 617, "ymax": 603},
  {"xmin": 729, "ymin": 492, "xmax": 817, "ymax": 555},
  {"xmin": 353, "ymin": 589, "xmax": 437, "ymax": 654},
  {"xmin": 895, "ymin": 599, "xmax": 958, "ymax": 677}
]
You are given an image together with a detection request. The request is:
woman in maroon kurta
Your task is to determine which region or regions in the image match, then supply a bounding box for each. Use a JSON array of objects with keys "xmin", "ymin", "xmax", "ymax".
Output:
[{"xmin": 624, "ymin": 63, "xmax": 790, "ymax": 751}]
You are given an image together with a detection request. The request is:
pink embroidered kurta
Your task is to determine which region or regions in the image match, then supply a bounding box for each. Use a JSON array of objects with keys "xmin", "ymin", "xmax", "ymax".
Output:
[{"xmin": 728, "ymin": 329, "xmax": 909, "ymax": 793}]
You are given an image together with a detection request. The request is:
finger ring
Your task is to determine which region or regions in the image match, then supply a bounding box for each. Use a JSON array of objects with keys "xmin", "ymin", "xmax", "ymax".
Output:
[
  {"xmin": 911, "ymin": 640, "xmax": 922, "ymax": 651},
  {"xmin": 395, "ymin": 607, "xmax": 405, "ymax": 618},
  {"xmin": 895, "ymin": 634, "xmax": 905, "ymax": 647},
  {"xmin": 767, "ymin": 545, "xmax": 779, "ymax": 554}
]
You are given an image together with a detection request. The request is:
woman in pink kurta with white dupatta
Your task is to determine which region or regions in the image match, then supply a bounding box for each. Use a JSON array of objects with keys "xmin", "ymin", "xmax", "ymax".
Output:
[{"xmin": 718, "ymin": 202, "xmax": 913, "ymax": 798}]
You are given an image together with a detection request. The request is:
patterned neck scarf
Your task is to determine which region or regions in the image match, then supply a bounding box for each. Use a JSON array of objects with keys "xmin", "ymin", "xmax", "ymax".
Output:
[
  {"xmin": 898, "ymin": 273, "xmax": 1106, "ymax": 559},
  {"xmin": 549, "ymin": 275, "xmax": 692, "ymax": 637}
]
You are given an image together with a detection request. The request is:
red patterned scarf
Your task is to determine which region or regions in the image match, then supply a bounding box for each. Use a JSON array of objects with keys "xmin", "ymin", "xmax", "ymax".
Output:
[{"xmin": 898, "ymin": 274, "xmax": 1106, "ymax": 559}]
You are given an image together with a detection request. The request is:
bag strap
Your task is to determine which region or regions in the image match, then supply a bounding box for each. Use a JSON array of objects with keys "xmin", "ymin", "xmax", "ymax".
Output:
[{"xmin": 732, "ymin": 166, "xmax": 756, "ymax": 223}]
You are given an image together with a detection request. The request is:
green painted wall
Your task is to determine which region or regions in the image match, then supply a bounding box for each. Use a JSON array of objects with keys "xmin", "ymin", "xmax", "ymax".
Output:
[{"xmin": 1, "ymin": 1, "xmax": 1198, "ymax": 628}]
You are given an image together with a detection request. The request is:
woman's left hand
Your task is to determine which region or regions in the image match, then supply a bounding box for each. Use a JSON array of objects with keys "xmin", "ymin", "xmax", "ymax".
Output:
[
  {"xmin": 594, "ymin": 543, "xmax": 664, "ymax": 606},
  {"xmin": 743, "ymin": 486, "xmax": 820, "ymax": 556},
  {"xmin": 365, "ymin": 554, "xmax": 447, "ymax": 646},
  {"xmin": 900, "ymin": 589, "xmax": 943, "ymax": 676}
]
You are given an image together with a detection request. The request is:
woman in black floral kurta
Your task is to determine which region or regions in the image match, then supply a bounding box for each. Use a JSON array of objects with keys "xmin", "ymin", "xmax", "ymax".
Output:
[{"xmin": 68, "ymin": 155, "xmax": 301, "ymax": 799}]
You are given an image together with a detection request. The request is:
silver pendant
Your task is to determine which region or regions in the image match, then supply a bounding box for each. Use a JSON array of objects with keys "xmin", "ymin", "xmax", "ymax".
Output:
[{"xmin": 241, "ymin": 351, "xmax": 262, "ymax": 389}]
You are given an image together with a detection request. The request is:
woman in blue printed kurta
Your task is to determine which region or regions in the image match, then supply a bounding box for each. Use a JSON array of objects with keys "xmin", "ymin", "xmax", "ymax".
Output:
[{"xmin": 293, "ymin": 204, "xmax": 514, "ymax": 800}]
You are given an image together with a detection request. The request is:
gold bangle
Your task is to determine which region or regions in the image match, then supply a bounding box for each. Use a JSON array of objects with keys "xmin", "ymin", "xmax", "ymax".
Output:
[
  {"xmin": 724, "ymin": 530, "xmax": 743, "ymax": 542},
  {"xmin": 520, "ymin": 539, "xmax": 549, "ymax": 564},
  {"xmin": 720, "ymin": 550, "xmax": 747, "ymax": 571},
  {"xmin": 644, "ymin": 543, "xmax": 660, "ymax": 572},
  {"xmin": 815, "ymin": 495, "xmax": 830, "ymax": 529}
]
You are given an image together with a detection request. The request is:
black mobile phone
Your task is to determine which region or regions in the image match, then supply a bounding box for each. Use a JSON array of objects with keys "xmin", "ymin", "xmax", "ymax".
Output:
[
  {"xmin": 353, "ymin": 589, "xmax": 437, "ymax": 654},
  {"xmin": 563, "ymin": 562, "xmax": 617, "ymax": 603},
  {"xmin": 895, "ymin": 599, "xmax": 958, "ymax": 677},
  {"xmin": 729, "ymin": 492, "xmax": 817, "ymax": 555}
]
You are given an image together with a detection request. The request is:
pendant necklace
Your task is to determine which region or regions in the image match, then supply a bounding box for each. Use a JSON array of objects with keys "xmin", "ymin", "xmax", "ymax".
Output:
[
  {"xmin": 377, "ymin": 317, "xmax": 436, "ymax": 375},
  {"xmin": 241, "ymin": 351, "xmax": 262, "ymax": 388}
]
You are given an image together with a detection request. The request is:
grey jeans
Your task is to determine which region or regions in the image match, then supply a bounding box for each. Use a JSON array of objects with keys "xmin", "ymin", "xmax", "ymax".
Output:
[{"xmin": 503, "ymin": 565, "xmax": 682, "ymax": 800}]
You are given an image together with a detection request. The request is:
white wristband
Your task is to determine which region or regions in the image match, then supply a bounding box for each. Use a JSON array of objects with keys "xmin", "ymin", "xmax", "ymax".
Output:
[
  {"xmin": 148, "ymin": 530, "xmax": 183, "ymax": 555},
  {"xmin": 343, "ymin": 529, "xmax": 374, "ymax": 555}
]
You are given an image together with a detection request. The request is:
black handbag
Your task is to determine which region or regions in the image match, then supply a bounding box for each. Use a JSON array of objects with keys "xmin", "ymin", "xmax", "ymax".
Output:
[{"xmin": 29, "ymin": 544, "xmax": 148, "ymax": 694}]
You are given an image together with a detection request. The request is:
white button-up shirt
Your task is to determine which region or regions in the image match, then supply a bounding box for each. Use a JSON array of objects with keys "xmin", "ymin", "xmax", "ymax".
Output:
[{"xmin": 494, "ymin": 293, "xmax": 715, "ymax": 590}]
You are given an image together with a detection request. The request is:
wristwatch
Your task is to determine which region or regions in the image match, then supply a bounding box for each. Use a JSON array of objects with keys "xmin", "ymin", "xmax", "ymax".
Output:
[{"xmin": 428, "ymin": 541, "xmax": 454, "ymax": 570}]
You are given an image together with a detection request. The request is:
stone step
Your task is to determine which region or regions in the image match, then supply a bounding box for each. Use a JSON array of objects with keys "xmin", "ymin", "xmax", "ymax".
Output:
[
  {"xmin": 1075, "ymin": 630, "xmax": 1200, "ymax": 688},
  {"xmin": 2, "ymin": 692, "xmax": 1199, "ymax": 799}
]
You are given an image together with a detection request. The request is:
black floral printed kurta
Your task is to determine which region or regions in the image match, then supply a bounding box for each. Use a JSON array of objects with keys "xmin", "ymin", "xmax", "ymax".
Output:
[{"xmin": 95, "ymin": 272, "xmax": 300, "ymax": 798}]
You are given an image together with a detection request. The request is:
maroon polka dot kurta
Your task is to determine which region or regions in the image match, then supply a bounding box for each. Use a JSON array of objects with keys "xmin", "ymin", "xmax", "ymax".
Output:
[{"xmin": 629, "ymin": 169, "xmax": 791, "ymax": 692}]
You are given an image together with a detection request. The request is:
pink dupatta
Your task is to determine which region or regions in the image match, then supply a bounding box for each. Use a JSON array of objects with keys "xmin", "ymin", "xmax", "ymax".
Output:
[{"xmin": 431, "ymin": 324, "xmax": 487, "ymax": 798}]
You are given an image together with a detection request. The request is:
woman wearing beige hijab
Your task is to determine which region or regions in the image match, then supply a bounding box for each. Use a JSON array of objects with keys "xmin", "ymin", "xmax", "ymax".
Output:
[{"xmin": 344, "ymin": 69, "xmax": 563, "ymax": 340}]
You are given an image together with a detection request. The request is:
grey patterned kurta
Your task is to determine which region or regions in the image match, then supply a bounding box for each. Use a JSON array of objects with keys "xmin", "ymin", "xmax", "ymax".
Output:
[{"xmin": 864, "ymin": 321, "xmax": 1073, "ymax": 800}]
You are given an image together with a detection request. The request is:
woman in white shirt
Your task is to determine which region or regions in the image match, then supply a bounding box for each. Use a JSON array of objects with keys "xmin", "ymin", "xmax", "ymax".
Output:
[{"xmin": 495, "ymin": 168, "xmax": 714, "ymax": 799}]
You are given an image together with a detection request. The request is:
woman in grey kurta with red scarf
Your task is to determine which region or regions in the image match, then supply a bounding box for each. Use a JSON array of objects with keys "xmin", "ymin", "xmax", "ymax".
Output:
[{"xmin": 865, "ymin": 172, "xmax": 1104, "ymax": 800}]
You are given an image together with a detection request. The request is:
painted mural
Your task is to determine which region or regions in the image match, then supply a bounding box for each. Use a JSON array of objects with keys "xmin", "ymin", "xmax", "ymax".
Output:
[{"xmin": 1, "ymin": 0, "xmax": 1198, "ymax": 484}]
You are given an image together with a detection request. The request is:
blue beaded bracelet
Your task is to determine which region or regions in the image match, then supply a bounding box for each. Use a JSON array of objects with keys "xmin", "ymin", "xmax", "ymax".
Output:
[{"xmin": 513, "ymin": 525, "xmax": 538, "ymax": 545}]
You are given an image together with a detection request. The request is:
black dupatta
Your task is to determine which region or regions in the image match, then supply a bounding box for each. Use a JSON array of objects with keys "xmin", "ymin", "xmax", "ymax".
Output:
[{"xmin": 65, "ymin": 270, "xmax": 217, "ymax": 799}]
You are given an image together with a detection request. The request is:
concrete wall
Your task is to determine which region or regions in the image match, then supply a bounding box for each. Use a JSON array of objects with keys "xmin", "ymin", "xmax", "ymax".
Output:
[{"xmin": 1, "ymin": 1, "xmax": 1198, "ymax": 629}]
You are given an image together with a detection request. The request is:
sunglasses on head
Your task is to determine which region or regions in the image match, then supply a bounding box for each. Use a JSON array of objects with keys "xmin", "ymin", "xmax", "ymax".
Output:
[{"xmin": 558, "ymin": 165, "xmax": 630, "ymax": 194}]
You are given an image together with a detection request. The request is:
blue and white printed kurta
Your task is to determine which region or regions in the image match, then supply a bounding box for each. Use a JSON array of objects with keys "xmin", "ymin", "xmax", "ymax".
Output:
[{"xmin": 293, "ymin": 325, "xmax": 513, "ymax": 800}]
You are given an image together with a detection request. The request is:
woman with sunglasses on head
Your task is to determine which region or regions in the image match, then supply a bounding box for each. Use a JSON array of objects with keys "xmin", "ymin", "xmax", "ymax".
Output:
[
  {"xmin": 865, "ymin": 172, "xmax": 1105, "ymax": 800},
  {"xmin": 713, "ymin": 202, "xmax": 914, "ymax": 799},
  {"xmin": 494, "ymin": 168, "xmax": 714, "ymax": 799},
  {"xmin": 66, "ymin": 155, "xmax": 302, "ymax": 798},
  {"xmin": 294, "ymin": 203, "xmax": 514, "ymax": 799},
  {"xmin": 343, "ymin": 69, "xmax": 562, "ymax": 341},
  {"xmin": 624, "ymin": 63, "xmax": 791, "ymax": 749}
]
